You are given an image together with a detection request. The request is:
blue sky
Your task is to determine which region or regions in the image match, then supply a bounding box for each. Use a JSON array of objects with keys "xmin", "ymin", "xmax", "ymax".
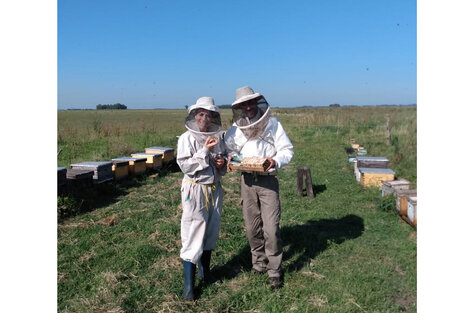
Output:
[{"xmin": 59, "ymin": 0, "xmax": 416, "ymax": 109}]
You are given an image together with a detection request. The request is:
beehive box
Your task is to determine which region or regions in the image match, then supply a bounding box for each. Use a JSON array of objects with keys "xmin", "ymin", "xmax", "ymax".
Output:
[
  {"xmin": 351, "ymin": 143, "xmax": 360, "ymax": 150},
  {"xmin": 407, "ymin": 196, "xmax": 417, "ymax": 226},
  {"xmin": 395, "ymin": 189, "xmax": 417, "ymax": 216},
  {"xmin": 359, "ymin": 168, "xmax": 395, "ymax": 188},
  {"xmin": 381, "ymin": 179, "xmax": 411, "ymax": 197},
  {"xmin": 70, "ymin": 161, "xmax": 114, "ymax": 184},
  {"xmin": 131, "ymin": 153, "xmax": 163, "ymax": 170},
  {"xmin": 356, "ymin": 156, "xmax": 389, "ymax": 169},
  {"xmin": 112, "ymin": 157, "xmax": 147, "ymax": 175},
  {"xmin": 144, "ymin": 147, "xmax": 175, "ymax": 164},
  {"xmin": 58, "ymin": 167, "xmax": 67, "ymax": 187},
  {"xmin": 353, "ymin": 161, "xmax": 361, "ymax": 182},
  {"xmin": 229, "ymin": 157, "xmax": 270, "ymax": 172},
  {"xmin": 66, "ymin": 168, "xmax": 94, "ymax": 188},
  {"xmin": 357, "ymin": 150, "xmax": 368, "ymax": 156},
  {"xmin": 112, "ymin": 160, "xmax": 129, "ymax": 180}
]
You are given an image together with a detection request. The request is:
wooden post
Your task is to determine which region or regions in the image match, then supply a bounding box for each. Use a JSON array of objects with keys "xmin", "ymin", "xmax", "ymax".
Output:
[
  {"xmin": 297, "ymin": 166, "xmax": 314, "ymax": 197},
  {"xmin": 304, "ymin": 167, "xmax": 314, "ymax": 197},
  {"xmin": 297, "ymin": 167, "xmax": 305, "ymax": 196},
  {"xmin": 386, "ymin": 115, "xmax": 391, "ymax": 145}
]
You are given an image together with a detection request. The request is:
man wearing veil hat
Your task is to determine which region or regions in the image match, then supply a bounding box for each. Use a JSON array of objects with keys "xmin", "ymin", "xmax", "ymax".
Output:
[
  {"xmin": 225, "ymin": 86, "xmax": 294, "ymax": 289},
  {"xmin": 176, "ymin": 96, "xmax": 227, "ymax": 301}
]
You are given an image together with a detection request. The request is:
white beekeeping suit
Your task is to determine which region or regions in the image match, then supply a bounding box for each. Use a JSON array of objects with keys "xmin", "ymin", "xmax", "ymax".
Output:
[
  {"xmin": 224, "ymin": 86, "xmax": 293, "ymax": 290},
  {"xmin": 176, "ymin": 96, "xmax": 226, "ymax": 301},
  {"xmin": 225, "ymin": 89, "xmax": 293, "ymax": 172}
]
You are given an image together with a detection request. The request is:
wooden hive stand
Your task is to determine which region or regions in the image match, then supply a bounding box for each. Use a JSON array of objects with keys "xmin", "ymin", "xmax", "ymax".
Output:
[{"xmin": 297, "ymin": 166, "xmax": 314, "ymax": 197}]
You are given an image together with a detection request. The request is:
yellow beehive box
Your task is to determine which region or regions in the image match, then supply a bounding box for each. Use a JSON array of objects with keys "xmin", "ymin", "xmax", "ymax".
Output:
[
  {"xmin": 131, "ymin": 153, "xmax": 163, "ymax": 170},
  {"xmin": 395, "ymin": 189, "xmax": 417, "ymax": 216},
  {"xmin": 112, "ymin": 157, "xmax": 147, "ymax": 175},
  {"xmin": 112, "ymin": 160, "xmax": 129, "ymax": 180},
  {"xmin": 359, "ymin": 168, "xmax": 395, "ymax": 188},
  {"xmin": 145, "ymin": 146, "xmax": 175, "ymax": 163}
]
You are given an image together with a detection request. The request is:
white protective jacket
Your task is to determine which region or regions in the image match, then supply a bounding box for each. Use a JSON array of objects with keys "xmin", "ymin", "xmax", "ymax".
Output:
[
  {"xmin": 177, "ymin": 130, "xmax": 226, "ymax": 263},
  {"xmin": 224, "ymin": 116, "xmax": 294, "ymax": 172}
]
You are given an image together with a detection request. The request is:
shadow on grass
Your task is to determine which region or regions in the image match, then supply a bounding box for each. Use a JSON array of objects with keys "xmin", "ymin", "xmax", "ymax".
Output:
[
  {"xmin": 345, "ymin": 147, "xmax": 356, "ymax": 154},
  {"xmin": 213, "ymin": 214, "xmax": 364, "ymax": 280},
  {"xmin": 313, "ymin": 184, "xmax": 327, "ymax": 195},
  {"xmin": 57, "ymin": 177, "xmax": 147, "ymax": 222}
]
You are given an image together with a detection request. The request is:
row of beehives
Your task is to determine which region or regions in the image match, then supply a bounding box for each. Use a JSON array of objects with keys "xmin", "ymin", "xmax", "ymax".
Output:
[
  {"xmin": 57, "ymin": 146, "xmax": 175, "ymax": 188},
  {"xmin": 349, "ymin": 139, "xmax": 417, "ymax": 229}
]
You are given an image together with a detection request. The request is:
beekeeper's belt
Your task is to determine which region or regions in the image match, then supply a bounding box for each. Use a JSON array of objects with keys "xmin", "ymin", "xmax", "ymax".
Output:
[{"xmin": 184, "ymin": 179, "xmax": 216, "ymax": 211}]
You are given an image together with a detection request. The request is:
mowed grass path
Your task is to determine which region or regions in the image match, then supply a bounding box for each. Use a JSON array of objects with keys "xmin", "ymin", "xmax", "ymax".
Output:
[{"xmin": 58, "ymin": 107, "xmax": 416, "ymax": 312}]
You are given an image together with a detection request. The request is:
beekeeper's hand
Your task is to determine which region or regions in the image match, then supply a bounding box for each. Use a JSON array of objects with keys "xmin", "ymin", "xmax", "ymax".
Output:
[
  {"xmin": 265, "ymin": 157, "xmax": 276, "ymax": 171},
  {"xmin": 205, "ymin": 136, "xmax": 218, "ymax": 150}
]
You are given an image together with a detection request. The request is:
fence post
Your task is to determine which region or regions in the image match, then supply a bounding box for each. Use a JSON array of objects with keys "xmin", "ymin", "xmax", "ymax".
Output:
[
  {"xmin": 297, "ymin": 167, "xmax": 305, "ymax": 196},
  {"xmin": 297, "ymin": 166, "xmax": 314, "ymax": 197}
]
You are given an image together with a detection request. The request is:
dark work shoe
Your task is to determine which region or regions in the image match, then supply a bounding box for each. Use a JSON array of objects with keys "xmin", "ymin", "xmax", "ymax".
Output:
[{"xmin": 269, "ymin": 277, "xmax": 282, "ymax": 289}]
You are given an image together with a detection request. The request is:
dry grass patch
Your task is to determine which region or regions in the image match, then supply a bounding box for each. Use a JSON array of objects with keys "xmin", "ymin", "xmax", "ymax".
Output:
[
  {"xmin": 225, "ymin": 275, "xmax": 249, "ymax": 292},
  {"xmin": 309, "ymin": 294, "xmax": 329, "ymax": 307},
  {"xmin": 150, "ymin": 255, "xmax": 181, "ymax": 272},
  {"xmin": 97, "ymin": 213, "xmax": 119, "ymax": 226},
  {"xmin": 79, "ymin": 250, "xmax": 96, "ymax": 263},
  {"xmin": 300, "ymin": 270, "xmax": 326, "ymax": 279}
]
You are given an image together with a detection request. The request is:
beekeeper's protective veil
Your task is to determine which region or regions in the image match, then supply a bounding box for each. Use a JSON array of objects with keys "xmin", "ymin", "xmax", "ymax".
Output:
[
  {"xmin": 231, "ymin": 86, "xmax": 271, "ymax": 140},
  {"xmin": 185, "ymin": 96, "xmax": 222, "ymax": 145}
]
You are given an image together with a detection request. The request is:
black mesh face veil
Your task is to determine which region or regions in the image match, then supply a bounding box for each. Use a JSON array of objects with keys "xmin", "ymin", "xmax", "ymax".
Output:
[
  {"xmin": 185, "ymin": 108, "xmax": 221, "ymax": 134},
  {"xmin": 185, "ymin": 106, "xmax": 222, "ymax": 145},
  {"xmin": 231, "ymin": 96, "xmax": 271, "ymax": 140}
]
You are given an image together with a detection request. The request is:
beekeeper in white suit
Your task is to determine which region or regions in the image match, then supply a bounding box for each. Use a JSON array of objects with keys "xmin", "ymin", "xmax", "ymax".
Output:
[
  {"xmin": 177, "ymin": 96, "xmax": 227, "ymax": 301},
  {"xmin": 225, "ymin": 86, "xmax": 294, "ymax": 290}
]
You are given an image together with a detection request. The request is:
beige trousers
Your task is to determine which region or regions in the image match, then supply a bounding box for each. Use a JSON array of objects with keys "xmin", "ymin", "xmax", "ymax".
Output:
[{"xmin": 241, "ymin": 173, "xmax": 282, "ymax": 278}]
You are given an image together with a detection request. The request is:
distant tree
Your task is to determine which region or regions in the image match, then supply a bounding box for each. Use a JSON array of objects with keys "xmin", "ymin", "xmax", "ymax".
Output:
[
  {"xmin": 218, "ymin": 104, "xmax": 232, "ymax": 109},
  {"xmin": 185, "ymin": 105, "xmax": 188, "ymax": 109},
  {"xmin": 96, "ymin": 103, "xmax": 127, "ymax": 110},
  {"xmin": 329, "ymin": 103, "xmax": 341, "ymax": 107}
]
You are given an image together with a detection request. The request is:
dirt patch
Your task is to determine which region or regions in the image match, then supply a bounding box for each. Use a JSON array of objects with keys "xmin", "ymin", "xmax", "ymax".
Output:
[
  {"xmin": 393, "ymin": 293, "xmax": 415, "ymax": 312},
  {"xmin": 97, "ymin": 213, "xmax": 119, "ymax": 226}
]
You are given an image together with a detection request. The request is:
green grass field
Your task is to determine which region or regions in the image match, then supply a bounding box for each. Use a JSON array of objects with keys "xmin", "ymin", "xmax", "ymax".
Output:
[{"xmin": 58, "ymin": 106, "xmax": 416, "ymax": 312}]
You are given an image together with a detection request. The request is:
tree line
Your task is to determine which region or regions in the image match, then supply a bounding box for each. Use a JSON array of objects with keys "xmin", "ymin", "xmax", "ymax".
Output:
[{"xmin": 96, "ymin": 103, "xmax": 127, "ymax": 110}]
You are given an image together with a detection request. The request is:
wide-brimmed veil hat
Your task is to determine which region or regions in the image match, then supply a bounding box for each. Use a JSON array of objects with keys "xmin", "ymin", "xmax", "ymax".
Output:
[
  {"xmin": 185, "ymin": 97, "xmax": 222, "ymax": 142},
  {"xmin": 232, "ymin": 86, "xmax": 263, "ymax": 107},
  {"xmin": 188, "ymin": 96, "xmax": 220, "ymax": 114},
  {"xmin": 230, "ymin": 86, "xmax": 271, "ymax": 140}
]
